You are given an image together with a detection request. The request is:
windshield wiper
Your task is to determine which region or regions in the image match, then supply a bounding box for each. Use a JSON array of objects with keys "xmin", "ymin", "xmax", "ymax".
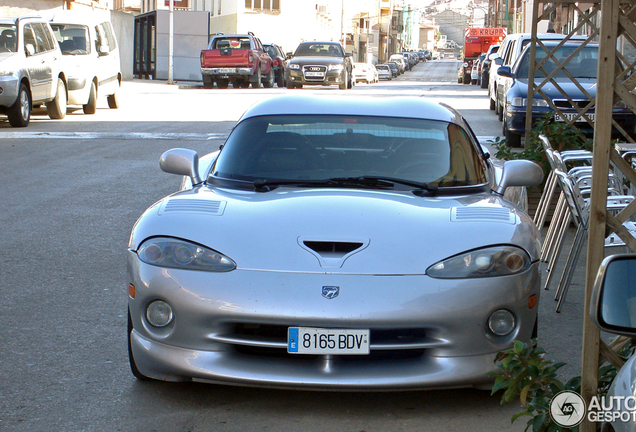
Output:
[
  {"xmin": 253, "ymin": 176, "xmax": 438, "ymax": 194},
  {"xmin": 330, "ymin": 176, "xmax": 438, "ymax": 194}
]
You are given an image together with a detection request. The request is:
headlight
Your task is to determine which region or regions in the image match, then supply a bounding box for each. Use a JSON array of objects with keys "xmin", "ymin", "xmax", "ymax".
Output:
[
  {"xmin": 509, "ymin": 97, "xmax": 549, "ymax": 107},
  {"xmin": 289, "ymin": 64, "xmax": 300, "ymax": 70},
  {"xmin": 137, "ymin": 237, "xmax": 236, "ymax": 272},
  {"xmin": 614, "ymin": 100, "xmax": 627, "ymax": 109},
  {"xmin": 426, "ymin": 245, "xmax": 531, "ymax": 279},
  {"xmin": 328, "ymin": 64, "xmax": 343, "ymax": 71}
]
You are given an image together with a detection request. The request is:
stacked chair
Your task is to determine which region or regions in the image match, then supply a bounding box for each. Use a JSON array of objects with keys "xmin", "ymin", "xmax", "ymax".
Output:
[{"xmin": 534, "ymin": 135, "xmax": 636, "ymax": 312}]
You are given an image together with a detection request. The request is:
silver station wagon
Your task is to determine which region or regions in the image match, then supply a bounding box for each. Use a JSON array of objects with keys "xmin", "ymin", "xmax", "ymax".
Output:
[{"xmin": 126, "ymin": 95, "xmax": 544, "ymax": 391}]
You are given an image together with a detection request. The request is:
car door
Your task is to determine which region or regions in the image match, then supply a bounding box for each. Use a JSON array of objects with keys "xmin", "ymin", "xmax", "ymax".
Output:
[
  {"xmin": 23, "ymin": 22, "xmax": 55, "ymax": 103},
  {"xmin": 96, "ymin": 21, "xmax": 120, "ymax": 94}
]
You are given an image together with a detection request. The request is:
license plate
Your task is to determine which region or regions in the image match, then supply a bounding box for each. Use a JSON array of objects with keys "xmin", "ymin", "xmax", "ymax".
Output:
[
  {"xmin": 218, "ymin": 68, "xmax": 236, "ymax": 73},
  {"xmin": 305, "ymin": 71, "xmax": 324, "ymax": 77},
  {"xmin": 287, "ymin": 327, "xmax": 370, "ymax": 355},
  {"xmin": 555, "ymin": 112, "xmax": 594, "ymax": 122}
]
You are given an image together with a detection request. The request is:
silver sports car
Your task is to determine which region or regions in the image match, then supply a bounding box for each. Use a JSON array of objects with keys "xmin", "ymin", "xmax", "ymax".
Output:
[{"xmin": 127, "ymin": 95, "xmax": 544, "ymax": 390}]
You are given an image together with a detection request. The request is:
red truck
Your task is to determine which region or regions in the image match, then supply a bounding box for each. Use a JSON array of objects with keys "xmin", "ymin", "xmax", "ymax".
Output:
[
  {"xmin": 200, "ymin": 32, "xmax": 274, "ymax": 89},
  {"xmin": 459, "ymin": 27, "xmax": 507, "ymax": 85}
]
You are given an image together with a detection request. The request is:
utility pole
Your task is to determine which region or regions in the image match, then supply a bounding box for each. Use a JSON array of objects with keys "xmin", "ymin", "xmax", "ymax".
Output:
[{"xmin": 168, "ymin": 0, "xmax": 174, "ymax": 85}]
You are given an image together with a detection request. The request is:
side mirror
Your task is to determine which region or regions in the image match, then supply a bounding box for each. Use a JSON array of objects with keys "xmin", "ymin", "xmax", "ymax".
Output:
[
  {"xmin": 159, "ymin": 148, "xmax": 203, "ymax": 185},
  {"xmin": 98, "ymin": 45, "xmax": 109, "ymax": 56},
  {"xmin": 345, "ymin": 52, "xmax": 352, "ymax": 57},
  {"xmin": 25, "ymin": 43, "xmax": 35, "ymax": 56},
  {"xmin": 591, "ymin": 254, "xmax": 636, "ymax": 336},
  {"xmin": 489, "ymin": 53, "xmax": 499, "ymax": 61},
  {"xmin": 286, "ymin": 52, "xmax": 293, "ymax": 59},
  {"xmin": 494, "ymin": 160, "xmax": 543, "ymax": 195},
  {"xmin": 497, "ymin": 66, "xmax": 514, "ymax": 78},
  {"xmin": 494, "ymin": 57, "xmax": 503, "ymax": 66}
]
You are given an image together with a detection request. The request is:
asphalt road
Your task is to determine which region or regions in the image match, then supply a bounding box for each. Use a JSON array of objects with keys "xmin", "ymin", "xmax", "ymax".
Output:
[{"xmin": 0, "ymin": 59, "xmax": 589, "ymax": 432}]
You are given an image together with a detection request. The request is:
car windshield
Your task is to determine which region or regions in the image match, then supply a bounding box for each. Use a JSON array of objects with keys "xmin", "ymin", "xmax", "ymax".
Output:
[
  {"xmin": 50, "ymin": 24, "xmax": 90, "ymax": 55},
  {"xmin": 0, "ymin": 24, "xmax": 17, "ymax": 53},
  {"xmin": 210, "ymin": 115, "xmax": 488, "ymax": 190},
  {"xmin": 294, "ymin": 43, "xmax": 342, "ymax": 57},
  {"xmin": 516, "ymin": 44, "xmax": 599, "ymax": 79}
]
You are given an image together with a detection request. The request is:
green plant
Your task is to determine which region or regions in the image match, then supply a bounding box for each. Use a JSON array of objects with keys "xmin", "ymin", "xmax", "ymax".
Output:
[
  {"xmin": 490, "ymin": 338, "xmax": 636, "ymax": 432},
  {"xmin": 491, "ymin": 114, "xmax": 593, "ymax": 188}
]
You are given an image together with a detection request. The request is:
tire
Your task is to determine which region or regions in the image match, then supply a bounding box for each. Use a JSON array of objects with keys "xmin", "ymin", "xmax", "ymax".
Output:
[
  {"xmin": 503, "ymin": 115, "xmax": 522, "ymax": 148},
  {"xmin": 463, "ymin": 74, "xmax": 470, "ymax": 84},
  {"xmin": 480, "ymin": 73, "xmax": 488, "ymax": 89},
  {"xmin": 7, "ymin": 82, "xmax": 30, "ymax": 127},
  {"xmin": 251, "ymin": 69, "xmax": 262, "ymax": 88},
  {"xmin": 339, "ymin": 71, "xmax": 348, "ymax": 90},
  {"xmin": 107, "ymin": 91, "xmax": 120, "ymax": 109},
  {"xmin": 497, "ymin": 100, "xmax": 503, "ymax": 121},
  {"xmin": 217, "ymin": 79, "xmax": 229, "ymax": 89},
  {"xmin": 489, "ymin": 96, "xmax": 496, "ymax": 111},
  {"xmin": 232, "ymin": 80, "xmax": 242, "ymax": 89},
  {"xmin": 128, "ymin": 309, "xmax": 150, "ymax": 380},
  {"xmin": 202, "ymin": 76, "xmax": 214, "ymax": 89},
  {"xmin": 83, "ymin": 81, "xmax": 97, "ymax": 115},
  {"xmin": 276, "ymin": 70, "xmax": 284, "ymax": 87},
  {"xmin": 263, "ymin": 68, "xmax": 275, "ymax": 88},
  {"xmin": 46, "ymin": 77, "xmax": 67, "ymax": 120}
]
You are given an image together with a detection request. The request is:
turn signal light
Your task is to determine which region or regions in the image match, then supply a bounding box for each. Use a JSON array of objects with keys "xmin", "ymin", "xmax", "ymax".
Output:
[
  {"xmin": 528, "ymin": 294, "xmax": 538, "ymax": 309},
  {"xmin": 128, "ymin": 283, "xmax": 136, "ymax": 299}
]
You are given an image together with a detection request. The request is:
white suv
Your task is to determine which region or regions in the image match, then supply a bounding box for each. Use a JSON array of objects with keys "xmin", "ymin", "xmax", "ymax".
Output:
[
  {"xmin": 49, "ymin": 10, "xmax": 121, "ymax": 114},
  {"xmin": 0, "ymin": 16, "xmax": 67, "ymax": 127}
]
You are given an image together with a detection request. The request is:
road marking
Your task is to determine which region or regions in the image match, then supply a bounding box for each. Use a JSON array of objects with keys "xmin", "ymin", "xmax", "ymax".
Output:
[{"xmin": 0, "ymin": 132, "xmax": 227, "ymax": 140}]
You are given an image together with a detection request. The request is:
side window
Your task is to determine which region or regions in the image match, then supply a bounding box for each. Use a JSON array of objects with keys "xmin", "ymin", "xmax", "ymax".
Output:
[
  {"xmin": 99, "ymin": 22, "xmax": 117, "ymax": 52},
  {"xmin": 504, "ymin": 40, "xmax": 517, "ymax": 65},
  {"xmin": 23, "ymin": 24, "xmax": 37, "ymax": 54},
  {"xmin": 94, "ymin": 25, "xmax": 103, "ymax": 53},
  {"xmin": 43, "ymin": 23, "xmax": 58, "ymax": 52},
  {"xmin": 32, "ymin": 23, "xmax": 53, "ymax": 53}
]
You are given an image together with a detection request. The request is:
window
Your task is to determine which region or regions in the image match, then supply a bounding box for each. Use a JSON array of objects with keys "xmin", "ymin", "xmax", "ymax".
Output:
[{"xmin": 245, "ymin": 0, "xmax": 279, "ymax": 13}]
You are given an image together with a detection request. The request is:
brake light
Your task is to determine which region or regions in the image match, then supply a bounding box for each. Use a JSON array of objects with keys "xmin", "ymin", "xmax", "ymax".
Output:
[
  {"xmin": 273, "ymin": 58, "xmax": 281, "ymax": 67},
  {"xmin": 247, "ymin": 52, "xmax": 254, "ymax": 67},
  {"xmin": 200, "ymin": 52, "xmax": 204, "ymax": 67}
]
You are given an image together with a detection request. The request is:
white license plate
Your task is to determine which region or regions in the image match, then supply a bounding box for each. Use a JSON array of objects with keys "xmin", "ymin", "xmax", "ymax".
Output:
[
  {"xmin": 218, "ymin": 68, "xmax": 236, "ymax": 73},
  {"xmin": 305, "ymin": 71, "xmax": 324, "ymax": 77},
  {"xmin": 556, "ymin": 112, "xmax": 594, "ymax": 122},
  {"xmin": 287, "ymin": 327, "xmax": 370, "ymax": 355}
]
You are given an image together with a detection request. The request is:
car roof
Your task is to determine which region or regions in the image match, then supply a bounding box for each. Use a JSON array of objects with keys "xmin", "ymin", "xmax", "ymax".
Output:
[
  {"xmin": 47, "ymin": 9, "xmax": 112, "ymax": 25},
  {"xmin": 237, "ymin": 95, "xmax": 465, "ymax": 125}
]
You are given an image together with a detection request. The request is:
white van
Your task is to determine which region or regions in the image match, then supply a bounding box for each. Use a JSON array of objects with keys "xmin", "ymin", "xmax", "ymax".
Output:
[{"xmin": 48, "ymin": 10, "xmax": 121, "ymax": 114}]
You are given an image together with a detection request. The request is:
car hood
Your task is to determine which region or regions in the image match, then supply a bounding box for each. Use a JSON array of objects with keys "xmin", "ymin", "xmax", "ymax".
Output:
[
  {"xmin": 289, "ymin": 56, "xmax": 344, "ymax": 66},
  {"xmin": 130, "ymin": 187, "xmax": 540, "ymax": 274}
]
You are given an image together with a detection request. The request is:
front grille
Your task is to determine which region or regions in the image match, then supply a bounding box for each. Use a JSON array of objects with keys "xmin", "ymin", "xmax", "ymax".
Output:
[
  {"xmin": 553, "ymin": 99, "xmax": 593, "ymax": 109},
  {"xmin": 222, "ymin": 323, "xmax": 437, "ymax": 361}
]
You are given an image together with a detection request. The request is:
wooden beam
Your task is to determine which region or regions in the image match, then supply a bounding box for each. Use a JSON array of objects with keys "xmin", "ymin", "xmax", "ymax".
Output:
[
  {"xmin": 580, "ymin": 0, "xmax": 620, "ymax": 431},
  {"xmin": 599, "ymin": 339, "xmax": 626, "ymax": 370}
]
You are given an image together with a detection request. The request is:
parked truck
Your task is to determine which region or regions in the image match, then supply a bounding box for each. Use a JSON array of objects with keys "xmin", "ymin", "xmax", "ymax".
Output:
[
  {"xmin": 200, "ymin": 32, "xmax": 274, "ymax": 89},
  {"xmin": 459, "ymin": 27, "xmax": 506, "ymax": 84}
]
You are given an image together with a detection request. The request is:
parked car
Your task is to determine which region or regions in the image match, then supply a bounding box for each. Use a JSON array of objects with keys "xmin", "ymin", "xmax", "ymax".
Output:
[
  {"xmin": 375, "ymin": 64, "xmax": 392, "ymax": 80},
  {"xmin": 488, "ymin": 32, "xmax": 585, "ymax": 119},
  {"xmin": 590, "ymin": 254, "xmax": 636, "ymax": 432},
  {"xmin": 498, "ymin": 41, "xmax": 636, "ymax": 147},
  {"xmin": 0, "ymin": 16, "xmax": 67, "ymax": 127},
  {"xmin": 353, "ymin": 62, "xmax": 378, "ymax": 84},
  {"xmin": 286, "ymin": 41, "xmax": 353, "ymax": 89},
  {"xmin": 389, "ymin": 54, "xmax": 406, "ymax": 73},
  {"xmin": 263, "ymin": 42, "xmax": 286, "ymax": 87},
  {"xmin": 481, "ymin": 44, "xmax": 500, "ymax": 89},
  {"xmin": 49, "ymin": 10, "xmax": 122, "ymax": 114},
  {"xmin": 386, "ymin": 61, "xmax": 400, "ymax": 77},
  {"xmin": 126, "ymin": 94, "xmax": 544, "ymax": 391}
]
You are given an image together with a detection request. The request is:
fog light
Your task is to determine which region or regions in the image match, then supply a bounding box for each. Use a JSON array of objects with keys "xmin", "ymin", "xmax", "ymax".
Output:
[
  {"xmin": 146, "ymin": 300, "xmax": 174, "ymax": 327},
  {"xmin": 488, "ymin": 309, "xmax": 515, "ymax": 336}
]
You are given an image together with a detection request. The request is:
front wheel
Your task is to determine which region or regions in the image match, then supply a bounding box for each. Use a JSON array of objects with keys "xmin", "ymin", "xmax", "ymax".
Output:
[
  {"xmin": 7, "ymin": 82, "xmax": 30, "ymax": 127},
  {"xmin": 46, "ymin": 77, "xmax": 67, "ymax": 120},
  {"xmin": 83, "ymin": 81, "xmax": 97, "ymax": 114},
  {"xmin": 503, "ymin": 116, "xmax": 522, "ymax": 148},
  {"xmin": 128, "ymin": 309, "xmax": 150, "ymax": 380},
  {"xmin": 263, "ymin": 68, "xmax": 275, "ymax": 88}
]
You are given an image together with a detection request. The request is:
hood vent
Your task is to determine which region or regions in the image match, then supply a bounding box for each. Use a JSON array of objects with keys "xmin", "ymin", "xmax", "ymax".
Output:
[
  {"xmin": 159, "ymin": 199, "xmax": 226, "ymax": 216},
  {"xmin": 451, "ymin": 207, "xmax": 515, "ymax": 224},
  {"xmin": 299, "ymin": 238, "xmax": 369, "ymax": 268}
]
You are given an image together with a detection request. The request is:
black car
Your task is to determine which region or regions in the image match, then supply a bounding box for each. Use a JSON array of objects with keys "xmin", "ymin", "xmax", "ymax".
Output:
[
  {"xmin": 499, "ymin": 41, "xmax": 636, "ymax": 147},
  {"xmin": 385, "ymin": 62, "xmax": 399, "ymax": 77},
  {"xmin": 263, "ymin": 43, "xmax": 286, "ymax": 87},
  {"xmin": 480, "ymin": 44, "xmax": 500, "ymax": 89},
  {"xmin": 285, "ymin": 41, "xmax": 353, "ymax": 89}
]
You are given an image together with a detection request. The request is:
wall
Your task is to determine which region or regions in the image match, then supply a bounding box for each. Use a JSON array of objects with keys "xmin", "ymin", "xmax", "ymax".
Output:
[
  {"xmin": 110, "ymin": 9, "xmax": 135, "ymax": 80},
  {"xmin": 155, "ymin": 9, "xmax": 210, "ymax": 81}
]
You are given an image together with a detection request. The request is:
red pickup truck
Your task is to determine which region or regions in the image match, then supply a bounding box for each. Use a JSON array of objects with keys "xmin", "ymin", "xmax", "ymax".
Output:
[{"xmin": 200, "ymin": 32, "xmax": 274, "ymax": 89}]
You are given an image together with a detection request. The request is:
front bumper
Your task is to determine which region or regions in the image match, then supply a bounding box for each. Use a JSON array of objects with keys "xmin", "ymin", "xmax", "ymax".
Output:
[
  {"xmin": 286, "ymin": 68, "xmax": 346, "ymax": 86},
  {"xmin": 0, "ymin": 75, "xmax": 19, "ymax": 109},
  {"xmin": 505, "ymin": 106, "xmax": 636, "ymax": 137},
  {"xmin": 127, "ymin": 252, "xmax": 540, "ymax": 390}
]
